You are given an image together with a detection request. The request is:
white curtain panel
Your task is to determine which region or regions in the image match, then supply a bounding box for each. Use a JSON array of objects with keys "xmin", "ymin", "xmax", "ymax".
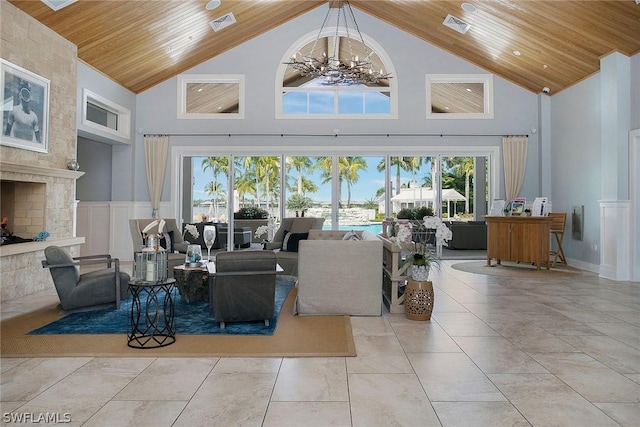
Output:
[
  {"xmin": 502, "ymin": 136, "xmax": 528, "ymax": 201},
  {"xmin": 144, "ymin": 135, "xmax": 169, "ymax": 218}
]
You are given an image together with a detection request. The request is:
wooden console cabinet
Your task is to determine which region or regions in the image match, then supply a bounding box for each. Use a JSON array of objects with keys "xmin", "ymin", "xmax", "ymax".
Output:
[{"xmin": 485, "ymin": 216, "xmax": 552, "ymax": 270}]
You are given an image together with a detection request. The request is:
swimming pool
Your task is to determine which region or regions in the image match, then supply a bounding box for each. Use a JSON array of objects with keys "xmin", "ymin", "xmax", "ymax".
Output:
[{"xmin": 328, "ymin": 223, "xmax": 383, "ymax": 234}]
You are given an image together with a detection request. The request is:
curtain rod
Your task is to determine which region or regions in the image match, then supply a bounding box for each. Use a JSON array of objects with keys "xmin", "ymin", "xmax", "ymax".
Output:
[{"xmin": 144, "ymin": 133, "xmax": 528, "ymax": 138}]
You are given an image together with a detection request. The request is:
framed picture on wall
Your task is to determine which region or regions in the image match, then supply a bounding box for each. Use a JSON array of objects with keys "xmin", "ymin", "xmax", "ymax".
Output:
[{"xmin": 0, "ymin": 59, "xmax": 49, "ymax": 153}]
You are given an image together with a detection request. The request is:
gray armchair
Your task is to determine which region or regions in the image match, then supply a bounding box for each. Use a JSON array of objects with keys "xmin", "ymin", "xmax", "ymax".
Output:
[
  {"xmin": 42, "ymin": 246, "xmax": 130, "ymax": 312},
  {"xmin": 209, "ymin": 250, "xmax": 277, "ymax": 329}
]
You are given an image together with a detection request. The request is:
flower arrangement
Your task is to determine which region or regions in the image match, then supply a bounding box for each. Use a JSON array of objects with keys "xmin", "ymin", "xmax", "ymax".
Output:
[
  {"xmin": 390, "ymin": 215, "xmax": 451, "ymax": 281},
  {"xmin": 142, "ymin": 219, "xmax": 165, "ymax": 235},
  {"xmin": 255, "ymin": 224, "xmax": 270, "ymax": 239},
  {"xmin": 183, "ymin": 223, "xmax": 199, "ymax": 240}
]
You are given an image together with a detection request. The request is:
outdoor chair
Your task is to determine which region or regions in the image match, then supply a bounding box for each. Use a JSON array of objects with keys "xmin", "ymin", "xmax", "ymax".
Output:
[
  {"xmin": 209, "ymin": 250, "xmax": 277, "ymax": 329},
  {"xmin": 42, "ymin": 246, "xmax": 130, "ymax": 312}
]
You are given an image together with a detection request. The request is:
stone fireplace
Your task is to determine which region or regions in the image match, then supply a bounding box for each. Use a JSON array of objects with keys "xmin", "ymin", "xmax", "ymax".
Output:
[
  {"xmin": 1, "ymin": 1, "xmax": 81, "ymax": 301},
  {"xmin": 0, "ymin": 162, "xmax": 84, "ymax": 300}
]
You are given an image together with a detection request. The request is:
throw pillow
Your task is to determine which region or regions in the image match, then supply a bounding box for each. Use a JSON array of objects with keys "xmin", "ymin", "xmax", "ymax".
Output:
[
  {"xmin": 279, "ymin": 230, "xmax": 290, "ymax": 250},
  {"xmin": 342, "ymin": 230, "xmax": 361, "ymax": 241},
  {"xmin": 282, "ymin": 232, "xmax": 309, "ymax": 252}
]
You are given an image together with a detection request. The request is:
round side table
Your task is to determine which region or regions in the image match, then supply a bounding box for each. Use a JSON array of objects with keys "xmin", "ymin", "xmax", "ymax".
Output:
[
  {"xmin": 404, "ymin": 279, "xmax": 434, "ymax": 321},
  {"xmin": 127, "ymin": 278, "xmax": 176, "ymax": 348}
]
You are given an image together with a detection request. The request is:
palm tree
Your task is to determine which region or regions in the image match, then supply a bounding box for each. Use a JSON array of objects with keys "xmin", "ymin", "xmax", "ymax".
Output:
[
  {"xmin": 204, "ymin": 181, "xmax": 226, "ymax": 218},
  {"xmin": 377, "ymin": 157, "xmax": 422, "ymax": 195},
  {"xmin": 243, "ymin": 156, "xmax": 280, "ymax": 210},
  {"xmin": 445, "ymin": 157, "xmax": 474, "ymax": 214},
  {"xmin": 339, "ymin": 156, "xmax": 367, "ymax": 208},
  {"xmin": 286, "ymin": 156, "xmax": 314, "ymax": 195},
  {"xmin": 200, "ymin": 157, "xmax": 229, "ymax": 218},
  {"xmin": 201, "ymin": 156, "xmax": 229, "ymax": 188}
]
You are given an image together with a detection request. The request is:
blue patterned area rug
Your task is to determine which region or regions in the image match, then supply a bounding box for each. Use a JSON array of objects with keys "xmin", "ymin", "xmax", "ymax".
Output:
[{"xmin": 29, "ymin": 276, "xmax": 296, "ymax": 336}]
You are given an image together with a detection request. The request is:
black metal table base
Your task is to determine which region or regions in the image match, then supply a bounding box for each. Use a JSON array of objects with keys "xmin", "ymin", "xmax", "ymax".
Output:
[{"xmin": 128, "ymin": 279, "xmax": 176, "ymax": 348}]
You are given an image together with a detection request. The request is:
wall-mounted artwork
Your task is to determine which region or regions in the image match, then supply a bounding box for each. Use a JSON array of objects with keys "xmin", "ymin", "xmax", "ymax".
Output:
[
  {"xmin": 1, "ymin": 59, "xmax": 49, "ymax": 153},
  {"xmin": 572, "ymin": 205, "xmax": 584, "ymax": 241}
]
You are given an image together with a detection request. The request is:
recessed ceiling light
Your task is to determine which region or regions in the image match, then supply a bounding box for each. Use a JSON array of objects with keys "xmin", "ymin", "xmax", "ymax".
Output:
[
  {"xmin": 513, "ymin": 50, "xmax": 522, "ymax": 56},
  {"xmin": 461, "ymin": 3, "xmax": 477, "ymax": 13},
  {"xmin": 206, "ymin": 0, "xmax": 221, "ymax": 10}
]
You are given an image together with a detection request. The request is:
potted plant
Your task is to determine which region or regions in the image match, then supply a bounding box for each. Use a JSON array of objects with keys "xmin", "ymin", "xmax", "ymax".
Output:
[
  {"xmin": 286, "ymin": 194, "xmax": 313, "ymax": 217},
  {"xmin": 404, "ymin": 249, "xmax": 441, "ymax": 281},
  {"xmin": 234, "ymin": 207, "xmax": 269, "ymax": 219}
]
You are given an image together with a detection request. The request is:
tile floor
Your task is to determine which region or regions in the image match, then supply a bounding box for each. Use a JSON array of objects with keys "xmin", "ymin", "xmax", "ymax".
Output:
[{"xmin": 1, "ymin": 261, "xmax": 639, "ymax": 426}]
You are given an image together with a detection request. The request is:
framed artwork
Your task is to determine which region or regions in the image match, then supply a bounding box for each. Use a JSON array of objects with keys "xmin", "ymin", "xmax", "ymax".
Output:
[
  {"xmin": 1, "ymin": 59, "xmax": 49, "ymax": 153},
  {"xmin": 572, "ymin": 205, "xmax": 584, "ymax": 241},
  {"xmin": 510, "ymin": 197, "xmax": 526, "ymax": 216}
]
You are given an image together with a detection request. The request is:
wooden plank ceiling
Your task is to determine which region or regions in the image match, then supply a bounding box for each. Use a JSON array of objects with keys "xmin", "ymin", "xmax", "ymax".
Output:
[{"xmin": 8, "ymin": 0, "xmax": 640, "ymax": 95}]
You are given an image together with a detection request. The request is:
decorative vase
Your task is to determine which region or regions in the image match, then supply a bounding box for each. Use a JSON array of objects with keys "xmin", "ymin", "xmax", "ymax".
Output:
[
  {"xmin": 185, "ymin": 244, "xmax": 202, "ymax": 267},
  {"xmin": 404, "ymin": 279, "xmax": 434, "ymax": 321},
  {"xmin": 410, "ymin": 264, "xmax": 430, "ymax": 281}
]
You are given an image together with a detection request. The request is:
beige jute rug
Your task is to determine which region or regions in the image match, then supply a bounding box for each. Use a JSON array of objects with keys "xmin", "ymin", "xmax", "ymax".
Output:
[
  {"xmin": 0, "ymin": 288, "xmax": 356, "ymax": 358},
  {"xmin": 451, "ymin": 260, "xmax": 582, "ymax": 278}
]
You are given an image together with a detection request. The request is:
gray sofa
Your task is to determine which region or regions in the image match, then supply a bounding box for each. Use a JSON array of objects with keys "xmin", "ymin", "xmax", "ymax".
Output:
[
  {"xmin": 264, "ymin": 217, "xmax": 325, "ymax": 276},
  {"xmin": 295, "ymin": 229, "xmax": 382, "ymax": 316},
  {"xmin": 446, "ymin": 220, "xmax": 487, "ymax": 250}
]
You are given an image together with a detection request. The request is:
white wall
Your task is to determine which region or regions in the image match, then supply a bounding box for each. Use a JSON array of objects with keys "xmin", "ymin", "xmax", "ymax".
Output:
[
  {"xmin": 631, "ymin": 53, "xmax": 640, "ymax": 130},
  {"xmin": 133, "ymin": 5, "xmax": 541, "ymax": 205},
  {"xmin": 550, "ymin": 74, "xmax": 602, "ymax": 267},
  {"xmin": 76, "ymin": 61, "xmax": 136, "ymax": 202}
]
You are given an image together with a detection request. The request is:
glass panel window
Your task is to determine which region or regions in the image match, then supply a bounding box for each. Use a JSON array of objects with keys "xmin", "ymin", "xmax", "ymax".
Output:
[
  {"xmin": 338, "ymin": 92, "xmax": 363, "ymax": 114},
  {"xmin": 177, "ymin": 74, "xmax": 244, "ymax": 119},
  {"xmin": 365, "ymin": 91, "xmax": 391, "ymax": 114},
  {"xmin": 387, "ymin": 156, "xmax": 435, "ymax": 217},
  {"xmin": 234, "ymin": 156, "xmax": 281, "ymax": 217},
  {"xmin": 308, "ymin": 92, "xmax": 334, "ymax": 114},
  {"xmin": 282, "ymin": 92, "xmax": 308, "ymax": 114},
  {"xmin": 426, "ymin": 74, "xmax": 494, "ymax": 119},
  {"xmin": 82, "ymin": 89, "xmax": 131, "ymax": 140}
]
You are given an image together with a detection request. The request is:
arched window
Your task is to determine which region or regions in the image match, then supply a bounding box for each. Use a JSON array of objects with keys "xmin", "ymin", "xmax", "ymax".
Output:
[{"xmin": 275, "ymin": 28, "xmax": 397, "ymax": 119}]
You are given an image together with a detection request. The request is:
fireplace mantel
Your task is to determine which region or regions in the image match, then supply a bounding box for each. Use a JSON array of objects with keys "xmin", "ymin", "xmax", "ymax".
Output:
[
  {"xmin": 0, "ymin": 237, "xmax": 85, "ymax": 257},
  {"xmin": 0, "ymin": 161, "xmax": 85, "ymax": 179}
]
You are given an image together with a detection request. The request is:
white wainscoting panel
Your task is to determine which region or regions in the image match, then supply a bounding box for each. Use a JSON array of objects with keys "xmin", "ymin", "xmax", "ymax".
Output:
[
  {"xmin": 599, "ymin": 200, "xmax": 631, "ymax": 281},
  {"xmin": 77, "ymin": 202, "xmax": 111, "ymax": 257},
  {"xmin": 78, "ymin": 201, "xmax": 177, "ymax": 262}
]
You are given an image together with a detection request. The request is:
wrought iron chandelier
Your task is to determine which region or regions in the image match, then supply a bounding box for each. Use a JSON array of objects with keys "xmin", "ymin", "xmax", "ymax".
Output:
[{"xmin": 284, "ymin": 1, "xmax": 392, "ymax": 86}]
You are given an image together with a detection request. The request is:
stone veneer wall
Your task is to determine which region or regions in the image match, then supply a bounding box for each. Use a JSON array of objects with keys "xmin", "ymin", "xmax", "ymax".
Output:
[
  {"xmin": 0, "ymin": 2, "xmax": 80, "ymax": 300},
  {"xmin": 1, "ymin": 1, "xmax": 78, "ymax": 237}
]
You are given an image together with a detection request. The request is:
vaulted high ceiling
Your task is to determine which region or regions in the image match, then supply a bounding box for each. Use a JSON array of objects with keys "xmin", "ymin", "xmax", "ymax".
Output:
[{"xmin": 8, "ymin": 0, "xmax": 640, "ymax": 95}]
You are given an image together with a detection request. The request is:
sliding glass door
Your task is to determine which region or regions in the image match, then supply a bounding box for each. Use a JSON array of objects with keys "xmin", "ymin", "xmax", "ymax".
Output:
[{"xmin": 179, "ymin": 149, "xmax": 494, "ymax": 241}]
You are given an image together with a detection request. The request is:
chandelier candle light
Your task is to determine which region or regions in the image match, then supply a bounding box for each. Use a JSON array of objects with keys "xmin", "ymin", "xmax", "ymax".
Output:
[{"xmin": 284, "ymin": 0, "xmax": 392, "ymax": 86}]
